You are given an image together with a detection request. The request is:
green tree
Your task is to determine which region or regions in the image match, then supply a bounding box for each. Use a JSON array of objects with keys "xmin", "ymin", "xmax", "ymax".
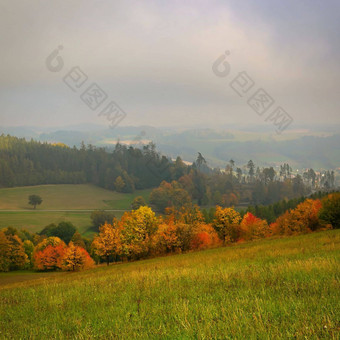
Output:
[
  {"xmin": 319, "ymin": 193, "xmax": 340, "ymax": 229},
  {"xmin": 90, "ymin": 210, "xmax": 116, "ymax": 232},
  {"xmin": 71, "ymin": 231, "xmax": 86, "ymax": 248},
  {"xmin": 131, "ymin": 196, "xmax": 146, "ymax": 210},
  {"xmin": 39, "ymin": 222, "xmax": 76, "ymax": 244},
  {"xmin": 28, "ymin": 194, "xmax": 42, "ymax": 209}
]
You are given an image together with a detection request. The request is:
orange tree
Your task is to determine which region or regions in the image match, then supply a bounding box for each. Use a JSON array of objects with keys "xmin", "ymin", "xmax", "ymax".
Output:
[
  {"xmin": 270, "ymin": 198, "xmax": 322, "ymax": 236},
  {"xmin": 61, "ymin": 242, "xmax": 94, "ymax": 271},
  {"xmin": 240, "ymin": 212, "xmax": 269, "ymax": 241},
  {"xmin": 92, "ymin": 220, "xmax": 122, "ymax": 265},
  {"xmin": 33, "ymin": 237, "xmax": 66, "ymax": 271}
]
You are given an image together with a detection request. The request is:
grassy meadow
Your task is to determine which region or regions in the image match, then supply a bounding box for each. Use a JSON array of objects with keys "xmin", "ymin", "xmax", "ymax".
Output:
[
  {"xmin": 0, "ymin": 230, "xmax": 339, "ymax": 339},
  {"xmin": 0, "ymin": 184, "xmax": 152, "ymax": 235}
]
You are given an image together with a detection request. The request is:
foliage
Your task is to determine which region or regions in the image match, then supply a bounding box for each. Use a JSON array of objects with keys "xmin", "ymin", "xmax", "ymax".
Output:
[
  {"xmin": 23, "ymin": 240, "xmax": 34, "ymax": 268},
  {"xmin": 240, "ymin": 212, "xmax": 269, "ymax": 241},
  {"xmin": 39, "ymin": 222, "xmax": 76, "ymax": 244},
  {"xmin": 90, "ymin": 210, "xmax": 116, "ymax": 232},
  {"xmin": 0, "ymin": 135, "xmax": 171, "ymax": 191},
  {"xmin": 213, "ymin": 206, "xmax": 242, "ymax": 243},
  {"xmin": 131, "ymin": 196, "xmax": 146, "ymax": 210},
  {"xmin": 61, "ymin": 242, "xmax": 94, "ymax": 271},
  {"xmin": 319, "ymin": 193, "xmax": 340, "ymax": 229},
  {"xmin": 150, "ymin": 180, "xmax": 191, "ymax": 212},
  {"xmin": 34, "ymin": 244, "xmax": 66, "ymax": 271},
  {"xmin": 33, "ymin": 237, "xmax": 67, "ymax": 271},
  {"xmin": 28, "ymin": 194, "xmax": 42, "ymax": 209},
  {"xmin": 190, "ymin": 223, "xmax": 221, "ymax": 250},
  {"xmin": 151, "ymin": 221, "xmax": 180, "ymax": 254},
  {"xmin": 0, "ymin": 231, "xmax": 11, "ymax": 271},
  {"xmin": 119, "ymin": 206, "xmax": 158, "ymax": 258},
  {"xmin": 270, "ymin": 199, "xmax": 322, "ymax": 235},
  {"xmin": 92, "ymin": 221, "xmax": 122, "ymax": 265},
  {"xmin": 71, "ymin": 231, "xmax": 86, "ymax": 249},
  {"xmin": 0, "ymin": 231, "xmax": 27, "ymax": 271}
]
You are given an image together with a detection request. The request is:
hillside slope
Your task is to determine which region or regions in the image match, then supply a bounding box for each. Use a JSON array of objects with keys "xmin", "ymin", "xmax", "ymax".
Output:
[
  {"xmin": 0, "ymin": 230, "xmax": 339, "ymax": 339},
  {"xmin": 0, "ymin": 184, "xmax": 152, "ymax": 234}
]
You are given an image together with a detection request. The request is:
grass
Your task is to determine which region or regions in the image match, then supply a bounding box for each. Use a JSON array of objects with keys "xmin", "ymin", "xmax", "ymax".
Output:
[
  {"xmin": 0, "ymin": 184, "xmax": 151, "ymax": 210},
  {"xmin": 0, "ymin": 184, "xmax": 152, "ymax": 235},
  {"xmin": 0, "ymin": 230, "xmax": 339, "ymax": 339}
]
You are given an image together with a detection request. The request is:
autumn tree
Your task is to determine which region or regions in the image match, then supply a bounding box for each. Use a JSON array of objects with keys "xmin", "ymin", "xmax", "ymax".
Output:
[
  {"xmin": 191, "ymin": 223, "xmax": 221, "ymax": 250},
  {"xmin": 151, "ymin": 221, "xmax": 180, "ymax": 254},
  {"xmin": 92, "ymin": 221, "xmax": 122, "ymax": 265},
  {"xmin": 33, "ymin": 237, "xmax": 66, "ymax": 271},
  {"xmin": 213, "ymin": 206, "xmax": 242, "ymax": 243},
  {"xmin": 150, "ymin": 180, "xmax": 191, "ymax": 213},
  {"xmin": 270, "ymin": 198, "xmax": 322, "ymax": 236},
  {"xmin": 28, "ymin": 194, "xmax": 42, "ymax": 209},
  {"xmin": 61, "ymin": 242, "xmax": 94, "ymax": 271},
  {"xmin": 119, "ymin": 206, "xmax": 158, "ymax": 259},
  {"xmin": 240, "ymin": 212, "xmax": 268, "ymax": 241},
  {"xmin": 23, "ymin": 240, "xmax": 34, "ymax": 268},
  {"xmin": 0, "ymin": 230, "xmax": 11, "ymax": 271},
  {"xmin": 0, "ymin": 230, "xmax": 28, "ymax": 271}
]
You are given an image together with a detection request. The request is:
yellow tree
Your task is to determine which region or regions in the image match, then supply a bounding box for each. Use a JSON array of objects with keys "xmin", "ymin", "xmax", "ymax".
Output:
[
  {"xmin": 92, "ymin": 220, "xmax": 122, "ymax": 265},
  {"xmin": 120, "ymin": 206, "xmax": 158, "ymax": 259},
  {"xmin": 213, "ymin": 206, "xmax": 242, "ymax": 243},
  {"xmin": 6, "ymin": 233, "xmax": 28, "ymax": 270}
]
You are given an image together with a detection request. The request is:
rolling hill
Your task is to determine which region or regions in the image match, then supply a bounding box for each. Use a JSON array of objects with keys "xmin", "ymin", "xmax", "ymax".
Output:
[
  {"xmin": 0, "ymin": 230, "xmax": 339, "ymax": 338},
  {"xmin": 0, "ymin": 184, "xmax": 152, "ymax": 234}
]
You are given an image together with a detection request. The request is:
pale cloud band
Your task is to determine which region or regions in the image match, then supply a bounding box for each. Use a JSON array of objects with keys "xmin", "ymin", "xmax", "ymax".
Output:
[{"xmin": 0, "ymin": 0, "xmax": 339, "ymax": 128}]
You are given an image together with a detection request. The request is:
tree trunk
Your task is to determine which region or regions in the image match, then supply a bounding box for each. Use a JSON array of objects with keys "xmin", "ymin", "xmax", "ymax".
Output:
[{"xmin": 106, "ymin": 255, "xmax": 109, "ymax": 266}]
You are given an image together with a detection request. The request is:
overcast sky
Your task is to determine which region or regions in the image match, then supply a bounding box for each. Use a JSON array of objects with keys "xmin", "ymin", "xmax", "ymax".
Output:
[{"xmin": 0, "ymin": 0, "xmax": 339, "ymax": 129}]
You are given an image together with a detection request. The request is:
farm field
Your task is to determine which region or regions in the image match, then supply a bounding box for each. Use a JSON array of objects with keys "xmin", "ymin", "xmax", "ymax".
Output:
[
  {"xmin": 0, "ymin": 184, "xmax": 152, "ymax": 235},
  {"xmin": 0, "ymin": 230, "xmax": 339, "ymax": 339}
]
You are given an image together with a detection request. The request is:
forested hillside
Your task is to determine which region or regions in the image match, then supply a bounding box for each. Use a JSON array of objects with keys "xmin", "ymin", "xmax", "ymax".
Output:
[
  {"xmin": 0, "ymin": 135, "xmax": 172, "ymax": 191},
  {"xmin": 1, "ymin": 134, "xmax": 338, "ymax": 209}
]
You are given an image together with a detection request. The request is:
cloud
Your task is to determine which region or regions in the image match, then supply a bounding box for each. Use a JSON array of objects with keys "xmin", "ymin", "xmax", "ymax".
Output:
[{"xmin": 0, "ymin": 0, "xmax": 339, "ymax": 128}]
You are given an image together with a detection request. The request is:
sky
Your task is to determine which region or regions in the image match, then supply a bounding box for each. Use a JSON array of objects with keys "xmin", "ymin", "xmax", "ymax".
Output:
[{"xmin": 0, "ymin": 0, "xmax": 339, "ymax": 130}]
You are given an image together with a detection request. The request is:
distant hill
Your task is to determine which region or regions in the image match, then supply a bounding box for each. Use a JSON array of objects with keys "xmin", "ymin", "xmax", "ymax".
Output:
[{"xmin": 1, "ymin": 125, "xmax": 339, "ymax": 170}]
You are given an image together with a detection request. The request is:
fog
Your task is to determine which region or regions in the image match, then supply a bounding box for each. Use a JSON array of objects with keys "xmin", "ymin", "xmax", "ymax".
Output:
[{"xmin": 1, "ymin": 0, "xmax": 339, "ymax": 130}]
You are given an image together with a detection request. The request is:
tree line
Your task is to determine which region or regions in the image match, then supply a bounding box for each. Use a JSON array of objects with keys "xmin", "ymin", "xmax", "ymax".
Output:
[
  {"xmin": 0, "ymin": 134, "xmax": 336, "ymax": 207},
  {"xmin": 1, "ymin": 192, "xmax": 339, "ymax": 272}
]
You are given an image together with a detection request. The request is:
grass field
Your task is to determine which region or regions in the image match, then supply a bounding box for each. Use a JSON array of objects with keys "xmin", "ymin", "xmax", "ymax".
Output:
[
  {"xmin": 0, "ymin": 230, "xmax": 339, "ymax": 339},
  {"xmin": 0, "ymin": 184, "xmax": 152, "ymax": 235},
  {"xmin": 0, "ymin": 184, "xmax": 151, "ymax": 210}
]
